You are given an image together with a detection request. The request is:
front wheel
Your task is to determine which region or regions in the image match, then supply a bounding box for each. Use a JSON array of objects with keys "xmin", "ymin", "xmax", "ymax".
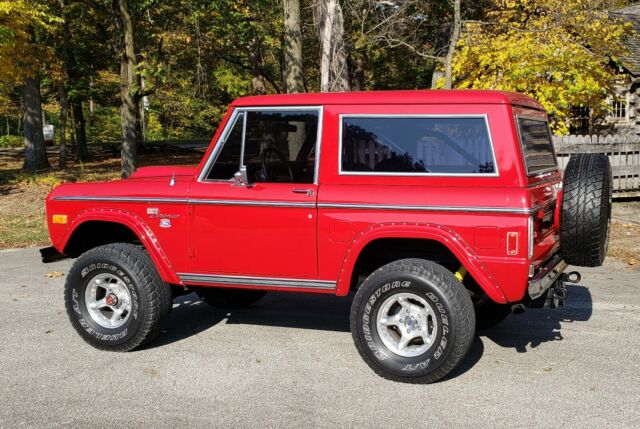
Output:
[
  {"xmin": 350, "ymin": 259, "xmax": 475, "ymax": 383},
  {"xmin": 64, "ymin": 243, "xmax": 173, "ymax": 351}
]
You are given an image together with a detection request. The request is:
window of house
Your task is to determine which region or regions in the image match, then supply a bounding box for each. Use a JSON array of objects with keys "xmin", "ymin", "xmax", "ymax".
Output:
[
  {"xmin": 340, "ymin": 116, "xmax": 496, "ymax": 175},
  {"xmin": 611, "ymin": 96, "xmax": 627, "ymax": 119},
  {"xmin": 569, "ymin": 106, "xmax": 590, "ymax": 135}
]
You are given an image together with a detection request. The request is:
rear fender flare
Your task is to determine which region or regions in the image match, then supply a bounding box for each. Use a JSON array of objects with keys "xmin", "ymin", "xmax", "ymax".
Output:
[
  {"xmin": 59, "ymin": 208, "xmax": 181, "ymax": 285},
  {"xmin": 335, "ymin": 222, "xmax": 507, "ymax": 303}
]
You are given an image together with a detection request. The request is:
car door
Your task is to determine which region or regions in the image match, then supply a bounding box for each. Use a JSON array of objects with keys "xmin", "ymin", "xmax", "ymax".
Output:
[{"xmin": 188, "ymin": 107, "xmax": 321, "ymax": 279}]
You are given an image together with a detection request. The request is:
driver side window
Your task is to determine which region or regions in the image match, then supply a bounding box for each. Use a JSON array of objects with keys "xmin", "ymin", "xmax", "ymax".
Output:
[{"xmin": 243, "ymin": 110, "xmax": 318, "ymax": 184}]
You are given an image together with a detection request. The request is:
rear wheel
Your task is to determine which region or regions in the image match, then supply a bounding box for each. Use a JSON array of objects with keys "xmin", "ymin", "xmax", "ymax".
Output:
[
  {"xmin": 561, "ymin": 153, "xmax": 612, "ymax": 267},
  {"xmin": 350, "ymin": 258, "xmax": 475, "ymax": 383},
  {"xmin": 195, "ymin": 287, "xmax": 267, "ymax": 309}
]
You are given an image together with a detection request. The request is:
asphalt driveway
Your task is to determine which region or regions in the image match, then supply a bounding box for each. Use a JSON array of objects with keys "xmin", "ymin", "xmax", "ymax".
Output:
[{"xmin": 1, "ymin": 247, "xmax": 639, "ymax": 428}]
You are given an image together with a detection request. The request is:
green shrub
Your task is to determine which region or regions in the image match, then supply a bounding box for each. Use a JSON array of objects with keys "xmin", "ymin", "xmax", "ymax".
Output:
[{"xmin": 0, "ymin": 135, "xmax": 23, "ymax": 148}]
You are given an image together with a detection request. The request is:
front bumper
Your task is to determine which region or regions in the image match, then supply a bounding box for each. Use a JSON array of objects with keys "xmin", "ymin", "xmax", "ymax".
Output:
[
  {"xmin": 39, "ymin": 246, "xmax": 67, "ymax": 263},
  {"xmin": 527, "ymin": 253, "xmax": 567, "ymax": 300}
]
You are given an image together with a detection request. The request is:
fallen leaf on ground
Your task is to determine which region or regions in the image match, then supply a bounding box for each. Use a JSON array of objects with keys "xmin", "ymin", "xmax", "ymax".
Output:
[{"xmin": 45, "ymin": 271, "xmax": 64, "ymax": 278}]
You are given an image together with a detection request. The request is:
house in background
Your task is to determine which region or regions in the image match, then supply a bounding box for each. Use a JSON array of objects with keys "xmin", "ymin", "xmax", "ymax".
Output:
[
  {"xmin": 604, "ymin": 4, "xmax": 640, "ymax": 136},
  {"xmin": 569, "ymin": 4, "xmax": 640, "ymax": 136}
]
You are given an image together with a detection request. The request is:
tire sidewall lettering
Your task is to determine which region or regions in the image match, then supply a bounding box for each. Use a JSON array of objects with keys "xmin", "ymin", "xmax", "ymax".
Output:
[
  {"xmin": 70, "ymin": 260, "xmax": 143, "ymax": 344},
  {"xmin": 359, "ymin": 276, "xmax": 454, "ymax": 376}
]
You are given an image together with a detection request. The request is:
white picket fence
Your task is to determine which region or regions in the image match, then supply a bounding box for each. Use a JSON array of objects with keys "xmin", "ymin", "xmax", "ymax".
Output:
[{"xmin": 553, "ymin": 135, "xmax": 640, "ymax": 198}]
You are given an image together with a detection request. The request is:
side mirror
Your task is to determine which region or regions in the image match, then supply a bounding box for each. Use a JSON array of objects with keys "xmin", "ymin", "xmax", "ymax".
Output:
[{"xmin": 232, "ymin": 166, "xmax": 251, "ymax": 187}]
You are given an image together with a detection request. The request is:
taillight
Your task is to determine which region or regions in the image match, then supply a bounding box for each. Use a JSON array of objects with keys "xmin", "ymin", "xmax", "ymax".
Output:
[
  {"xmin": 553, "ymin": 189, "xmax": 563, "ymax": 231},
  {"xmin": 528, "ymin": 216, "xmax": 534, "ymax": 259}
]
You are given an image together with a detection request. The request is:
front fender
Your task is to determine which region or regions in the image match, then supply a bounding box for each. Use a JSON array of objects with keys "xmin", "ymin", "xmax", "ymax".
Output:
[
  {"xmin": 59, "ymin": 208, "xmax": 182, "ymax": 285},
  {"xmin": 335, "ymin": 222, "xmax": 507, "ymax": 303}
]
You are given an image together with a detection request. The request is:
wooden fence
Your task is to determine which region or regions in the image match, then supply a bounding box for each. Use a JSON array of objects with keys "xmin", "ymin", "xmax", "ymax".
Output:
[{"xmin": 553, "ymin": 135, "xmax": 640, "ymax": 198}]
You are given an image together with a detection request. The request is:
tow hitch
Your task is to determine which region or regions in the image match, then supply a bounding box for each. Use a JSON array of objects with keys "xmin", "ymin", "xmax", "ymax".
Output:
[
  {"xmin": 545, "ymin": 270, "xmax": 580, "ymax": 309},
  {"xmin": 525, "ymin": 270, "xmax": 580, "ymax": 309}
]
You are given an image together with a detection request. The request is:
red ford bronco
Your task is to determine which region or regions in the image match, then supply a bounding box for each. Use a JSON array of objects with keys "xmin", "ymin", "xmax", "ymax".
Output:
[{"xmin": 42, "ymin": 90, "xmax": 612, "ymax": 383}]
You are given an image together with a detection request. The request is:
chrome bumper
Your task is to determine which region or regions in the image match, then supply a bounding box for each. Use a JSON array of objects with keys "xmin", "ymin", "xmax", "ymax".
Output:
[{"xmin": 527, "ymin": 254, "xmax": 567, "ymax": 300}]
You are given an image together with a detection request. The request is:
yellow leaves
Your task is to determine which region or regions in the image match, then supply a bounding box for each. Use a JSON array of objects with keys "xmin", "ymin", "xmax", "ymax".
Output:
[
  {"xmin": 0, "ymin": 0, "xmax": 61, "ymax": 83},
  {"xmin": 451, "ymin": 0, "xmax": 627, "ymax": 134}
]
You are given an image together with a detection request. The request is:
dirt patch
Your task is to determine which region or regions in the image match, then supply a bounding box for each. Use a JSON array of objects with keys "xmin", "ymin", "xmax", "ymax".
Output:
[{"xmin": 610, "ymin": 201, "xmax": 640, "ymax": 270}]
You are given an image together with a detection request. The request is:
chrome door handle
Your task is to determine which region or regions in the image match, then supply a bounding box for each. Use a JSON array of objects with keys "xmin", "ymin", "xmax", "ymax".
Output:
[{"xmin": 292, "ymin": 188, "xmax": 314, "ymax": 197}]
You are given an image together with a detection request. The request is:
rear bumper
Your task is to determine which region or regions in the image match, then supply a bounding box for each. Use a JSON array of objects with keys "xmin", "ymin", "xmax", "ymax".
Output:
[{"xmin": 527, "ymin": 253, "xmax": 567, "ymax": 300}]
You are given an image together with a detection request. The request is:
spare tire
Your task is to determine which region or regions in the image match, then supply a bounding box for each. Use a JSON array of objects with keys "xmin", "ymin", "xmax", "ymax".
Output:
[{"xmin": 560, "ymin": 153, "xmax": 612, "ymax": 267}]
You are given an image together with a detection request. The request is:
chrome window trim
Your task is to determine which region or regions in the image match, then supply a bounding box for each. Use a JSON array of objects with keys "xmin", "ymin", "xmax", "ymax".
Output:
[
  {"xmin": 338, "ymin": 114, "xmax": 500, "ymax": 177},
  {"xmin": 178, "ymin": 273, "xmax": 336, "ymax": 290},
  {"xmin": 514, "ymin": 115, "xmax": 559, "ymax": 177},
  {"xmin": 199, "ymin": 106, "xmax": 323, "ymax": 185}
]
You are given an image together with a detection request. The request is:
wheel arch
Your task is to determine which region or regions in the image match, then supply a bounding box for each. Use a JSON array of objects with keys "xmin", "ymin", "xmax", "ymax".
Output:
[
  {"xmin": 59, "ymin": 209, "xmax": 181, "ymax": 285},
  {"xmin": 335, "ymin": 222, "xmax": 507, "ymax": 303}
]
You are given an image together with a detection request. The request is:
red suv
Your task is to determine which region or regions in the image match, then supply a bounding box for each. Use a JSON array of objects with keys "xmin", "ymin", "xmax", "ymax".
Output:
[{"xmin": 43, "ymin": 90, "xmax": 612, "ymax": 383}]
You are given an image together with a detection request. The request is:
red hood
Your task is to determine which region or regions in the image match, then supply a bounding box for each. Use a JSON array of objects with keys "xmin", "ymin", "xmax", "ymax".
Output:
[{"xmin": 128, "ymin": 166, "xmax": 197, "ymax": 180}]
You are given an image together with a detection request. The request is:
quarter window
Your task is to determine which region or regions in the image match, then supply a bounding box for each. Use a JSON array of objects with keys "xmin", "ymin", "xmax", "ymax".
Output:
[
  {"xmin": 517, "ymin": 118, "xmax": 557, "ymax": 175},
  {"xmin": 207, "ymin": 113, "xmax": 244, "ymax": 180},
  {"xmin": 341, "ymin": 116, "xmax": 496, "ymax": 175}
]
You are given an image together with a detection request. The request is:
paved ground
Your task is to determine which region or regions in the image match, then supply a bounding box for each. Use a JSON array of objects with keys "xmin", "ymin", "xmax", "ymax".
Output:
[{"xmin": 1, "ymin": 248, "xmax": 639, "ymax": 428}]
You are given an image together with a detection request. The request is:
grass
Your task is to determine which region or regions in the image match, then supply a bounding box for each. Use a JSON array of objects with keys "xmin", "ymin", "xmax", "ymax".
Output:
[{"xmin": 0, "ymin": 146, "xmax": 201, "ymax": 249}]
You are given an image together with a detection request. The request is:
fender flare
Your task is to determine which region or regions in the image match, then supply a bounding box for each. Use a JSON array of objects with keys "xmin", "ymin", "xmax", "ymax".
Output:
[
  {"xmin": 58, "ymin": 208, "xmax": 182, "ymax": 285},
  {"xmin": 335, "ymin": 222, "xmax": 507, "ymax": 303}
]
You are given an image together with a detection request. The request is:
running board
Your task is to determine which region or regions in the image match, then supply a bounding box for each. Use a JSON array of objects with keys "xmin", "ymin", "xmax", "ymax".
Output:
[{"xmin": 178, "ymin": 273, "xmax": 337, "ymax": 290}]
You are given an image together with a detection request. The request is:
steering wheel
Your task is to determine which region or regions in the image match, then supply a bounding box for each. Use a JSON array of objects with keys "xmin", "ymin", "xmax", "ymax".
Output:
[{"xmin": 260, "ymin": 146, "xmax": 294, "ymax": 182}]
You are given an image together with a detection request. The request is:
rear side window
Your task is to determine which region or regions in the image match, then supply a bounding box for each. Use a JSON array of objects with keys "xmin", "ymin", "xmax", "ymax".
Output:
[
  {"xmin": 340, "ymin": 116, "xmax": 496, "ymax": 175},
  {"xmin": 517, "ymin": 118, "xmax": 557, "ymax": 175}
]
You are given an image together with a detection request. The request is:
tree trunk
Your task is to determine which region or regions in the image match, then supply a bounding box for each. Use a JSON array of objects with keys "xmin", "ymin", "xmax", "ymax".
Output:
[
  {"xmin": 22, "ymin": 74, "xmax": 50, "ymax": 172},
  {"xmin": 444, "ymin": 0, "xmax": 461, "ymax": 89},
  {"xmin": 283, "ymin": 0, "xmax": 304, "ymax": 93},
  {"xmin": 59, "ymin": 0, "xmax": 89, "ymax": 162},
  {"xmin": 114, "ymin": 0, "xmax": 138, "ymax": 177},
  {"xmin": 72, "ymin": 101, "xmax": 89, "ymax": 161},
  {"xmin": 58, "ymin": 85, "xmax": 68, "ymax": 169},
  {"xmin": 353, "ymin": 53, "xmax": 365, "ymax": 91},
  {"xmin": 315, "ymin": 0, "xmax": 349, "ymax": 92},
  {"xmin": 135, "ymin": 73, "xmax": 145, "ymax": 152},
  {"xmin": 247, "ymin": 36, "xmax": 267, "ymax": 95}
]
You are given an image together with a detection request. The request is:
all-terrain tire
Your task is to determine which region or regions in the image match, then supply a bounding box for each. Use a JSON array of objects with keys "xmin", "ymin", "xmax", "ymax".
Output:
[
  {"xmin": 64, "ymin": 243, "xmax": 173, "ymax": 351},
  {"xmin": 560, "ymin": 153, "xmax": 612, "ymax": 267},
  {"xmin": 350, "ymin": 259, "xmax": 475, "ymax": 383},
  {"xmin": 195, "ymin": 287, "xmax": 267, "ymax": 309}
]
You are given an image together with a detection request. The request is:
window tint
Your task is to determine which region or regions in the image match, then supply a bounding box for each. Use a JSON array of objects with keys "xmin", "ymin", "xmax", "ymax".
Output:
[
  {"xmin": 243, "ymin": 110, "xmax": 318, "ymax": 183},
  {"xmin": 341, "ymin": 117, "xmax": 496, "ymax": 175},
  {"xmin": 517, "ymin": 118, "xmax": 557, "ymax": 175},
  {"xmin": 207, "ymin": 113, "xmax": 244, "ymax": 180}
]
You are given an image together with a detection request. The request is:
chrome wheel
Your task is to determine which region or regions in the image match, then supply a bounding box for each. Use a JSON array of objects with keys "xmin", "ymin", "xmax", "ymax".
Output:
[
  {"xmin": 84, "ymin": 273, "xmax": 132, "ymax": 329},
  {"xmin": 375, "ymin": 292, "xmax": 438, "ymax": 358}
]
